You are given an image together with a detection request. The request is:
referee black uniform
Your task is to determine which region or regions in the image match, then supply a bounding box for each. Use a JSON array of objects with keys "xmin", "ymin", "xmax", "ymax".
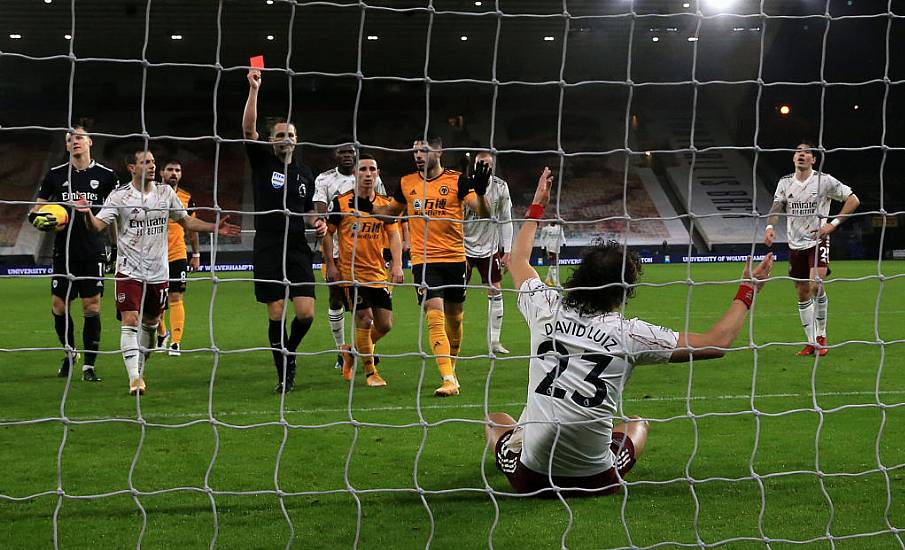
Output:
[{"xmin": 245, "ymin": 142, "xmax": 317, "ymax": 303}]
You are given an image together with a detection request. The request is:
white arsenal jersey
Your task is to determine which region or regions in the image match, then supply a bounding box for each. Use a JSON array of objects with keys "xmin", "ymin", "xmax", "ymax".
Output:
[
  {"xmin": 516, "ymin": 277, "xmax": 678, "ymax": 476},
  {"xmin": 463, "ymin": 176, "xmax": 513, "ymax": 258},
  {"xmin": 96, "ymin": 182, "xmax": 187, "ymax": 283},
  {"xmin": 773, "ymin": 171, "xmax": 852, "ymax": 250}
]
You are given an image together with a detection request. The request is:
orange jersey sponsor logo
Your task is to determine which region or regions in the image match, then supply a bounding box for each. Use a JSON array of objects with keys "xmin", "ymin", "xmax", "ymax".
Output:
[
  {"xmin": 393, "ymin": 170, "xmax": 474, "ymax": 265},
  {"xmin": 328, "ymin": 191, "xmax": 398, "ymax": 286}
]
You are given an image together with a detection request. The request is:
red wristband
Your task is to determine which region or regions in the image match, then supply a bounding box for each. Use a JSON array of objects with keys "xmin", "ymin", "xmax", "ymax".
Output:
[
  {"xmin": 734, "ymin": 285, "xmax": 754, "ymax": 309},
  {"xmin": 526, "ymin": 204, "xmax": 545, "ymax": 220}
]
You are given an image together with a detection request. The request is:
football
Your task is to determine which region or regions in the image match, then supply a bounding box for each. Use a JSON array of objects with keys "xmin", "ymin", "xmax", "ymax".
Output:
[{"xmin": 37, "ymin": 203, "xmax": 70, "ymax": 232}]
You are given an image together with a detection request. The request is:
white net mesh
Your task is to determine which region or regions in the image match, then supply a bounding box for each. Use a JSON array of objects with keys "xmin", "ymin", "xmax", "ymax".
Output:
[{"xmin": 1, "ymin": 0, "xmax": 904, "ymax": 548}]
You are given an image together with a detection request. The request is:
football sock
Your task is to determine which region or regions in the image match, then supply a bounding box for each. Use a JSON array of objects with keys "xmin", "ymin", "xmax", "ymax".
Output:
[
  {"xmin": 53, "ymin": 311, "xmax": 75, "ymax": 352},
  {"xmin": 355, "ymin": 327, "xmax": 376, "ymax": 376},
  {"xmin": 328, "ymin": 307, "xmax": 345, "ymax": 347},
  {"xmin": 121, "ymin": 325, "xmax": 140, "ymax": 381},
  {"xmin": 140, "ymin": 322, "xmax": 158, "ymax": 359},
  {"xmin": 798, "ymin": 299, "xmax": 816, "ymax": 344},
  {"xmin": 169, "ymin": 299, "xmax": 185, "ymax": 344},
  {"xmin": 268, "ymin": 319, "xmax": 290, "ymax": 380},
  {"xmin": 549, "ymin": 264, "xmax": 559, "ymax": 285},
  {"xmin": 83, "ymin": 312, "xmax": 101, "ymax": 368},
  {"xmin": 287, "ymin": 317, "xmax": 313, "ymax": 353},
  {"xmin": 158, "ymin": 315, "xmax": 168, "ymax": 338},
  {"xmin": 489, "ymin": 294, "xmax": 504, "ymax": 343},
  {"xmin": 426, "ymin": 309, "xmax": 454, "ymax": 378},
  {"xmin": 445, "ymin": 311, "xmax": 464, "ymax": 369},
  {"xmin": 815, "ymin": 291, "xmax": 828, "ymax": 338}
]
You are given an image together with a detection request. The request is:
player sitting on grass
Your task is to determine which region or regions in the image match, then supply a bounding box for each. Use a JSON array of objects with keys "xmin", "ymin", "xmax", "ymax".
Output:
[
  {"xmin": 323, "ymin": 154, "xmax": 403, "ymax": 387},
  {"xmin": 76, "ymin": 148, "xmax": 240, "ymax": 396},
  {"xmin": 485, "ymin": 167, "xmax": 774, "ymax": 497}
]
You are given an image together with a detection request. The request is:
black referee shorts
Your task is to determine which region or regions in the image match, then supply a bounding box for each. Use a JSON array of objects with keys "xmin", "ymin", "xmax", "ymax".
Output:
[
  {"xmin": 253, "ymin": 234, "xmax": 316, "ymax": 303},
  {"xmin": 411, "ymin": 261, "xmax": 467, "ymax": 305}
]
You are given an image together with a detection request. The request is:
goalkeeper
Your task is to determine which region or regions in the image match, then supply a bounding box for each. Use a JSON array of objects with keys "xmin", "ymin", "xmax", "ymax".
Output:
[
  {"xmin": 29, "ymin": 125, "xmax": 120, "ymax": 382},
  {"xmin": 352, "ymin": 137, "xmax": 491, "ymax": 397},
  {"xmin": 485, "ymin": 167, "xmax": 774, "ymax": 497}
]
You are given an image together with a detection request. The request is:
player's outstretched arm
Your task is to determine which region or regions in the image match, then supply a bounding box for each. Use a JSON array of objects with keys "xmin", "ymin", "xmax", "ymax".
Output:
[
  {"xmin": 818, "ymin": 193, "xmax": 860, "ymax": 238},
  {"xmin": 243, "ymin": 69, "xmax": 261, "ymax": 140},
  {"xmin": 669, "ymin": 253, "xmax": 773, "ymax": 362},
  {"xmin": 510, "ymin": 167, "xmax": 554, "ymax": 289},
  {"xmin": 180, "ymin": 215, "xmax": 241, "ymax": 237},
  {"xmin": 73, "ymin": 199, "xmax": 109, "ymax": 233}
]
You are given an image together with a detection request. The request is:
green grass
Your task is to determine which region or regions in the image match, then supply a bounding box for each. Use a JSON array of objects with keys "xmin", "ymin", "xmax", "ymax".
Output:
[{"xmin": 1, "ymin": 260, "xmax": 904, "ymax": 549}]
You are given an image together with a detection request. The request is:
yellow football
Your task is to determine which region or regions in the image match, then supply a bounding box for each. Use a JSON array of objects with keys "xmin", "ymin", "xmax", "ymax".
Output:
[{"xmin": 37, "ymin": 203, "xmax": 70, "ymax": 232}]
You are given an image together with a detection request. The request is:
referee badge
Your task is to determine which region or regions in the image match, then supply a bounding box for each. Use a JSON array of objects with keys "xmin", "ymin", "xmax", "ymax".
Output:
[{"xmin": 271, "ymin": 172, "xmax": 286, "ymax": 189}]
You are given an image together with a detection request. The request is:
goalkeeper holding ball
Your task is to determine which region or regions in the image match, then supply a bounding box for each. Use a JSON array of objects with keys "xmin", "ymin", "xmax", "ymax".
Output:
[
  {"xmin": 29, "ymin": 125, "xmax": 120, "ymax": 382},
  {"xmin": 485, "ymin": 167, "xmax": 774, "ymax": 497}
]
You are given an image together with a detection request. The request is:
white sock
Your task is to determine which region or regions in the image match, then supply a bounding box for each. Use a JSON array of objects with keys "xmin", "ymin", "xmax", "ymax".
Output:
[
  {"xmin": 798, "ymin": 299, "xmax": 816, "ymax": 344},
  {"xmin": 815, "ymin": 292, "xmax": 828, "ymax": 338},
  {"xmin": 549, "ymin": 264, "xmax": 559, "ymax": 284},
  {"xmin": 489, "ymin": 294, "xmax": 504, "ymax": 343},
  {"xmin": 328, "ymin": 307, "xmax": 345, "ymax": 347},
  {"xmin": 121, "ymin": 326, "xmax": 140, "ymax": 381}
]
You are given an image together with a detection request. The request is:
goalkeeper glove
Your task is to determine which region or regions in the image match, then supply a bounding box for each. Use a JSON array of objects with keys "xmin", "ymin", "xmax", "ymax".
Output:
[
  {"xmin": 28, "ymin": 211, "xmax": 58, "ymax": 231},
  {"xmin": 105, "ymin": 245, "xmax": 117, "ymax": 274},
  {"xmin": 469, "ymin": 160, "xmax": 491, "ymax": 196},
  {"xmin": 349, "ymin": 195, "xmax": 374, "ymax": 213}
]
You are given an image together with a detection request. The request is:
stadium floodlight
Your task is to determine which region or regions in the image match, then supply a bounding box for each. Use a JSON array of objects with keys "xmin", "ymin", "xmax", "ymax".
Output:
[
  {"xmin": 543, "ymin": 36, "xmax": 555, "ymax": 41},
  {"xmin": 266, "ymin": 35, "xmax": 274, "ymax": 41},
  {"xmin": 853, "ymin": 104, "xmax": 860, "ymax": 110},
  {"xmin": 170, "ymin": 34, "xmax": 183, "ymax": 40},
  {"xmin": 64, "ymin": 34, "xmax": 71, "ymax": 40},
  {"xmin": 460, "ymin": 35, "xmax": 468, "ymax": 41},
  {"xmin": 474, "ymin": 1, "xmax": 482, "ymax": 5},
  {"xmin": 702, "ymin": 0, "xmax": 738, "ymax": 12},
  {"xmin": 9, "ymin": 33, "xmax": 22, "ymax": 39},
  {"xmin": 652, "ymin": 36, "xmax": 660, "ymax": 42},
  {"xmin": 687, "ymin": 36, "xmax": 699, "ymax": 42},
  {"xmin": 366, "ymin": 35, "xmax": 378, "ymax": 40},
  {"xmin": 682, "ymin": 2, "xmax": 690, "ymax": 6},
  {"xmin": 779, "ymin": 104, "xmax": 792, "ymax": 115}
]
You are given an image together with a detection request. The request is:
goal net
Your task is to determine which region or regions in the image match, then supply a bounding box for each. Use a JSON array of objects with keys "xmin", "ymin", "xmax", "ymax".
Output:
[{"xmin": 0, "ymin": 0, "xmax": 903, "ymax": 548}]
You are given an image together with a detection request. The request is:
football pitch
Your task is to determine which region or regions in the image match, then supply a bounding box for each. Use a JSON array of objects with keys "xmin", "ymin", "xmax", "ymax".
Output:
[{"xmin": 1, "ymin": 260, "xmax": 903, "ymax": 549}]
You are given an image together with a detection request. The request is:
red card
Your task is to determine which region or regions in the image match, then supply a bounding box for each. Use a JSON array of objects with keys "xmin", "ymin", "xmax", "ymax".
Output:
[{"xmin": 250, "ymin": 55, "xmax": 265, "ymax": 69}]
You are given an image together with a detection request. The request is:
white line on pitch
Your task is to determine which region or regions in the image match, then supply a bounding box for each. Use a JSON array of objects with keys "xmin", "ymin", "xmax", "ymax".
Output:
[{"xmin": 2, "ymin": 390, "xmax": 904, "ymax": 424}]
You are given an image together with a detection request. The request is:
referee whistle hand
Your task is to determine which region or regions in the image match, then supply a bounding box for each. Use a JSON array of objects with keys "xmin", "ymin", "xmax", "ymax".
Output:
[{"xmin": 470, "ymin": 160, "xmax": 491, "ymax": 196}]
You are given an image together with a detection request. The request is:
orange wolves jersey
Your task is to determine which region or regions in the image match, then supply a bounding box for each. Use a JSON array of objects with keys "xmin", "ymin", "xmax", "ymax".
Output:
[
  {"xmin": 328, "ymin": 191, "xmax": 399, "ymax": 287},
  {"xmin": 391, "ymin": 169, "xmax": 475, "ymax": 265},
  {"xmin": 167, "ymin": 186, "xmax": 196, "ymax": 262}
]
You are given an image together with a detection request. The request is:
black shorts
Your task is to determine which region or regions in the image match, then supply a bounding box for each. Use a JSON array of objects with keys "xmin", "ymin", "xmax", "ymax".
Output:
[
  {"xmin": 253, "ymin": 235, "xmax": 316, "ymax": 303},
  {"xmin": 466, "ymin": 253, "xmax": 503, "ymax": 285},
  {"xmin": 342, "ymin": 285, "xmax": 393, "ymax": 312},
  {"xmin": 168, "ymin": 258, "xmax": 188, "ymax": 294},
  {"xmin": 494, "ymin": 429, "xmax": 637, "ymax": 498},
  {"xmin": 51, "ymin": 258, "xmax": 105, "ymax": 300},
  {"xmin": 412, "ymin": 262, "xmax": 467, "ymax": 305}
]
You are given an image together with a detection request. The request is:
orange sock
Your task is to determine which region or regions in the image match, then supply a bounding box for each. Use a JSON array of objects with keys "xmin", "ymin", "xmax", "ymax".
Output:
[
  {"xmin": 445, "ymin": 311, "xmax": 464, "ymax": 369},
  {"xmin": 426, "ymin": 309, "xmax": 454, "ymax": 378},
  {"xmin": 159, "ymin": 314, "xmax": 168, "ymax": 336},
  {"xmin": 355, "ymin": 327, "xmax": 376, "ymax": 376},
  {"xmin": 169, "ymin": 299, "xmax": 185, "ymax": 344}
]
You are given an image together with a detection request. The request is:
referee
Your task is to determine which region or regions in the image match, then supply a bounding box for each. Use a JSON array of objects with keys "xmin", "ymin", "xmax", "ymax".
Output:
[
  {"xmin": 243, "ymin": 67, "xmax": 327, "ymax": 394},
  {"xmin": 29, "ymin": 125, "xmax": 120, "ymax": 382}
]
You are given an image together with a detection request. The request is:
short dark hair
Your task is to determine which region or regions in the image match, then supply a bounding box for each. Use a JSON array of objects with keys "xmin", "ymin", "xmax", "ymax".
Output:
[
  {"xmin": 162, "ymin": 158, "xmax": 182, "ymax": 169},
  {"xmin": 266, "ymin": 117, "xmax": 296, "ymax": 136},
  {"xmin": 561, "ymin": 241, "xmax": 642, "ymax": 316},
  {"xmin": 124, "ymin": 147, "xmax": 153, "ymax": 168},
  {"xmin": 413, "ymin": 135, "xmax": 443, "ymax": 149},
  {"xmin": 335, "ymin": 137, "xmax": 355, "ymax": 148},
  {"xmin": 357, "ymin": 152, "xmax": 376, "ymax": 163}
]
